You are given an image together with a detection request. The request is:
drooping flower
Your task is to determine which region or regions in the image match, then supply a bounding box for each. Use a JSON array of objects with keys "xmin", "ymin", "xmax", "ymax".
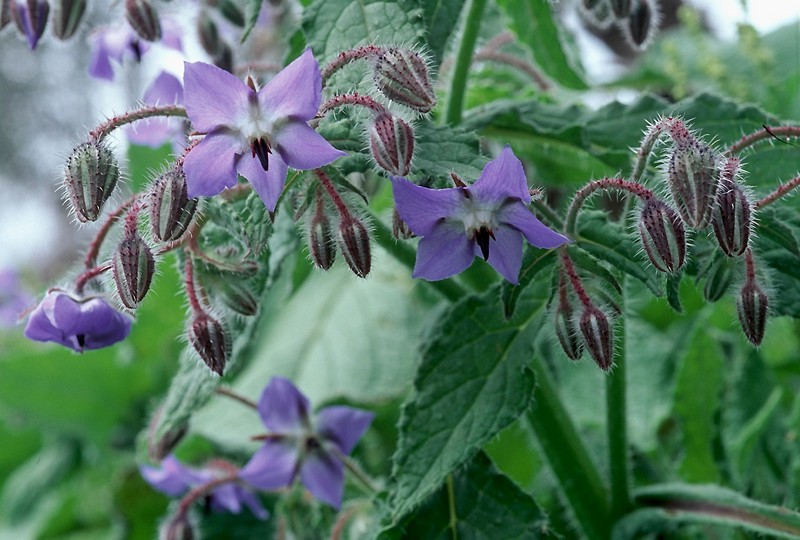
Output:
[
  {"xmin": 127, "ymin": 71, "xmax": 185, "ymax": 149},
  {"xmin": 391, "ymin": 146, "xmax": 570, "ymax": 283},
  {"xmin": 23, "ymin": 290, "xmax": 132, "ymax": 352},
  {"xmin": 182, "ymin": 48, "xmax": 346, "ymax": 212},
  {"xmin": 141, "ymin": 455, "xmax": 268, "ymax": 520},
  {"xmin": 0, "ymin": 269, "xmax": 32, "ymax": 327},
  {"xmin": 239, "ymin": 377, "xmax": 374, "ymax": 509},
  {"xmin": 88, "ymin": 19, "xmax": 182, "ymax": 81},
  {"xmin": 11, "ymin": 0, "xmax": 49, "ymax": 50}
]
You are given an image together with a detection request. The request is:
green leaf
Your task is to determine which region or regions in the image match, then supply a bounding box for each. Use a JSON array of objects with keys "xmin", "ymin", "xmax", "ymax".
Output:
[
  {"xmin": 495, "ymin": 0, "xmax": 585, "ymax": 89},
  {"xmin": 500, "ymin": 248, "xmax": 556, "ymax": 319},
  {"xmin": 758, "ymin": 206, "xmax": 800, "ymax": 317},
  {"xmin": 241, "ymin": 0, "xmax": 265, "ymax": 42},
  {"xmin": 127, "ymin": 143, "xmax": 173, "ymax": 192},
  {"xmin": 418, "ymin": 0, "xmax": 466, "ymax": 67},
  {"xmin": 411, "ymin": 122, "xmax": 488, "ymax": 186},
  {"xmin": 379, "ymin": 452, "xmax": 550, "ymax": 539},
  {"xmin": 389, "ymin": 280, "xmax": 550, "ymax": 521}
]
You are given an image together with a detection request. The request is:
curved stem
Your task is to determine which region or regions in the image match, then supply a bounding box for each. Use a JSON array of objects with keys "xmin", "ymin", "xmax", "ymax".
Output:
[
  {"xmin": 321, "ymin": 45, "xmax": 386, "ymax": 85},
  {"xmin": 318, "ymin": 93, "xmax": 387, "ymax": 118},
  {"xmin": 564, "ymin": 177, "xmax": 654, "ymax": 238},
  {"xmin": 83, "ymin": 195, "xmax": 139, "ymax": 269},
  {"xmin": 527, "ymin": 356, "xmax": 611, "ymax": 539},
  {"xmin": 727, "ymin": 125, "xmax": 800, "ymax": 155},
  {"xmin": 89, "ymin": 104, "xmax": 187, "ymax": 141},
  {"xmin": 444, "ymin": 0, "xmax": 487, "ymax": 125},
  {"xmin": 215, "ymin": 386, "xmax": 258, "ymax": 410},
  {"xmin": 754, "ymin": 175, "xmax": 800, "ymax": 209},
  {"xmin": 473, "ymin": 49, "xmax": 549, "ymax": 91},
  {"xmin": 74, "ymin": 264, "xmax": 111, "ymax": 293}
]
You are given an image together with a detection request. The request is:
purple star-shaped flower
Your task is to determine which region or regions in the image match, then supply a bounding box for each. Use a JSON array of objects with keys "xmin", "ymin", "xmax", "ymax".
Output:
[
  {"xmin": 140, "ymin": 455, "xmax": 268, "ymax": 520},
  {"xmin": 239, "ymin": 377, "xmax": 374, "ymax": 509},
  {"xmin": 23, "ymin": 290, "xmax": 132, "ymax": 352},
  {"xmin": 391, "ymin": 146, "xmax": 570, "ymax": 283},
  {"xmin": 127, "ymin": 71, "xmax": 185, "ymax": 148},
  {"xmin": 182, "ymin": 48, "xmax": 346, "ymax": 212}
]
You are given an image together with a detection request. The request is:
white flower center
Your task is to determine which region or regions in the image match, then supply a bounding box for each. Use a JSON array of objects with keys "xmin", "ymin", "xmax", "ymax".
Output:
[{"xmin": 453, "ymin": 195, "xmax": 500, "ymax": 235}]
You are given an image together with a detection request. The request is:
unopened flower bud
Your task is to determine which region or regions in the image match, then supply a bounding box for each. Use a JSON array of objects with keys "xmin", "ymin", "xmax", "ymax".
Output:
[
  {"xmin": 113, "ymin": 232, "xmax": 155, "ymax": 309},
  {"xmin": 609, "ymin": 0, "xmax": 631, "ymax": 18},
  {"xmin": 196, "ymin": 11, "xmax": 220, "ymax": 56},
  {"xmin": 52, "ymin": 0, "xmax": 86, "ymax": 40},
  {"xmin": 64, "ymin": 141, "xmax": 120, "ymax": 222},
  {"xmin": 161, "ymin": 513, "xmax": 194, "ymax": 540},
  {"xmin": 638, "ymin": 198, "xmax": 686, "ymax": 273},
  {"xmin": 392, "ymin": 207, "xmax": 413, "ymax": 240},
  {"xmin": 369, "ymin": 113, "xmax": 414, "ymax": 176},
  {"xmin": 579, "ymin": 305, "xmax": 614, "ymax": 370},
  {"xmin": 149, "ymin": 168, "xmax": 198, "ymax": 243},
  {"xmin": 555, "ymin": 280, "xmax": 583, "ymax": 360},
  {"xmin": 125, "ymin": 0, "xmax": 161, "ymax": 42},
  {"xmin": 338, "ymin": 216, "xmax": 371, "ymax": 278},
  {"xmin": 373, "ymin": 48, "xmax": 436, "ymax": 113},
  {"xmin": 217, "ymin": 279, "xmax": 258, "ymax": 317},
  {"xmin": 737, "ymin": 278, "xmax": 768, "ymax": 346},
  {"xmin": 624, "ymin": 0, "xmax": 658, "ymax": 50},
  {"xmin": 667, "ymin": 140, "xmax": 720, "ymax": 228},
  {"xmin": 148, "ymin": 419, "xmax": 188, "ymax": 461},
  {"xmin": 703, "ymin": 254, "xmax": 734, "ymax": 302},
  {"xmin": 189, "ymin": 313, "xmax": 228, "ymax": 376},
  {"xmin": 308, "ymin": 198, "xmax": 336, "ymax": 270},
  {"xmin": 712, "ymin": 174, "xmax": 752, "ymax": 257},
  {"xmin": 213, "ymin": 42, "xmax": 234, "ymax": 73},
  {"xmin": 12, "ymin": 0, "xmax": 49, "ymax": 50}
]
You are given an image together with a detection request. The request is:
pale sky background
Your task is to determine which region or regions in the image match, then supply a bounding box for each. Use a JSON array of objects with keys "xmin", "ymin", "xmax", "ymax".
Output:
[{"xmin": 0, "ymin": 0, "xmax": 798, "ymax": 269}]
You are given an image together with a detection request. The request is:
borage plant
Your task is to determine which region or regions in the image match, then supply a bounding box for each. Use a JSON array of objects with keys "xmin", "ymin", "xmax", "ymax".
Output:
[{"xmin": 4, "ymin": 0, "xmax": 800, "ymax": 538}]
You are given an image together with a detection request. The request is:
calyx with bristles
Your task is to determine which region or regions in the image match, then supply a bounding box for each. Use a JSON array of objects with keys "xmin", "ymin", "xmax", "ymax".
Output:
[
  {"xmin": 64, "ymin": 141, "xmax": 120, "ymax": 223},
  {"xmin": 373, "ymin": 48, "xmax": 436, "ymax": 113}
]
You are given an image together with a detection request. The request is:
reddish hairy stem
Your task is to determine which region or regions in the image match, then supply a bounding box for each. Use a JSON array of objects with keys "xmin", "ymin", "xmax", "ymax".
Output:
[
  {"xmin": 559, "ymin": 250, "xmax": 593, "ymax": 308},
  {"xmin": 183, "ymin": 253, "xmax": 205, "ymax": 314},
  {"xmin": 83, "ymin": 194, "xmax": 139, "ymax": 269},
  {"xmin": 75, "ymin": 264, "xmax": 111, "ymax": 293},
  {"xmin": 564, "ymin": 177, "xmax": 655, "ymax": 237},
  {"xmin": 473, "ymin": 50, "xmax": 549, "ymax": 91},
  {"xmin": 727, "ymin": 125, "xmax": 800, "ymax": 155},
  {"xmin": 754, "ymin": 175, "xmax": 800, "ymax": 209},
  {"xmin": 215, "ymin": 387, "xmax": 259, "ymax": 410},
  {"xmin": 318, "ymin": 92, "xmax": 387, "ymax": 118},
  {"xmin": 744, "ymin": 249, "xmax": 756, "ymax": 281},
  {"xmin": 89, "ymin": 104, "xmax": 188, "ymax": 142},
  {"xmin": 314, "ymin": 169, "xmax": 352, "ymax": 219},
  {"xmin": 321, "ymin": 44, "xmax": 386, "ymax": 84},
  {"xmin": 176, "ymin": 474, "xmax": 240, "ymax": 517}
]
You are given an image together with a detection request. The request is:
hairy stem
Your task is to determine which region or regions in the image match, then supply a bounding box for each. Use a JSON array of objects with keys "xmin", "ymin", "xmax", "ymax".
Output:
[
  {"xmin": 89, "ymin": 104, "xmax": 187, "ymax": 142},
  {"xmin": 83, "ymin": 194, "xmax": 139, "ymax": 269},
  {"xmin": 754, "ymin": 175, "xmax": 800, "ymax": 209},
  {"xmin": 727, "ymin": 125, "xmax": 800, "ymax": 155},
  {"xmin": 564, "ymin": 177, "xmax": 654, "ymax": 238}
]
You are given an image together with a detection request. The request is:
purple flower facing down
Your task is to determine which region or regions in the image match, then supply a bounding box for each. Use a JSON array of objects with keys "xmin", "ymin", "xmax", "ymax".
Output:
[
  {"xmin": 23, "ymin": 290, "xmax": 132, "ymax": 352},
  {"xmin": 88, "ymin": 20, "xmax": 182, "ymax": 81},
  {"xmin": 239, "ymin": 377, "xmax": 374, "ymax": 509},
  {"xmin": 12, "ymin": 0, "xmax": 49, "ymax": 50},
  {"xmin": 127, "ymin": 71, "xmax": 185, "ymax": 148},
  {"xmin": 141, "ymin": 455, "xmax": 268, "ymax": 520},
  {"xmin": 182, "ymin": 48, "xmax": 346, "ymax": 212},
  {"xmin": 391, "ymin": 146, "xmax": 570, "ymax": 284},
  {"xmin": 0, "ymin": 269, "xmax": 33, "ymax": 328}
]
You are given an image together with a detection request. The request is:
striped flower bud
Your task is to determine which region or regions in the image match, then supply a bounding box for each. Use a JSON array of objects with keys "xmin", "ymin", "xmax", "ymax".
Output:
[
  {"xmin": 113, "ymin": 232, "xmax": 155, "ymax": 309},
  {"xmin": 624, "ymin": 0, "xmax": 658, "ymax": 50},
  {"xmin": 217, "ymin": 279, "xmax": 258, "ymax": 317},
  {"xmin": 338, "ymin": 216, "xmax": 371, "ymax": 278},
  {"xmin": 373, "ymin": 48, "xmax": 436, "ymax": 114},
  {"xmin": 148, "ymin": 417, "xmax": 188, "ymax": 461},
  {"xmin": 369, "ymin": 113, "xmax": 414, "ymax": 176},
  {"xmin": 197, "ymin": 11, "xmax": 220, "ymax": 56},
  {"xmin": 64, "ymin": 141, "xmax": 120, "ymax": 222},
  {"xmin": 52, "ymin": 0, "xmax": 86, "ymax": 40},
  {"xmin": 149, "ymin": 168, "xmax": 198, "ymax": 243},
  {"xmin": 638, "ymin": 198, "xmax": 686, "ymax": 273},
  {"xmin": 12, "ymin": 0, "xmax": 49, "ymax": 50},
  {"xmin": 712, "ymin": 167, "xmax": 752, "ymax": 257},
  {"xmin": 555, "ymin": 276, "xmax": 583, "ymax": 361},
  {"xmin": 392, "ymin": 207, "xmax": 414, "ymax": 240},
  {"xmin": 189, "ymin": 313, "xmax": 229, "ymax": 376},
  {"xmin": 125, "ymin": 0, "xmax": 161, "ymax": 42},
  {"xmin": 162, "ymin": 513, "xmax": 195, "ymax": 540},
  {"xmin": 579, "ymin": 305, "xmax": 614, "ymax": 371},
  {"xmin": 308, "ymin": 197, "xmax": 336, "ymax": 270},
  {"xmin": 737, "ymin": 278, "xmax": 768, "ymax": 346},
  {"xmin": 667, "ymin": 140, "xmax": 720, "ymax": 228}
]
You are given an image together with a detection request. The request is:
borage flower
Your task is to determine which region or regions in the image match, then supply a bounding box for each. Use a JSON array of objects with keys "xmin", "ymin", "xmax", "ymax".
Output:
[
  {"xmin": 23, "ymin": 290, "xmax": 131, "ymax": 352},
  {"xmin": 391, "ymin": 146, "xmax": 570, "ymax": 283},
  {"xmin": 88, "ymin": 20, "xmax": 182, "ymax": 81},
  {"xmin": 141, "ymin": 455, "xmax": 268, "ymax": 520},
  {"xmin": 182, "ymin": 48, "xmax": 346, "ymax": 212},
  {"xmin": 239, "ymin": 377, "xmax": 374, "ymax": 509}
]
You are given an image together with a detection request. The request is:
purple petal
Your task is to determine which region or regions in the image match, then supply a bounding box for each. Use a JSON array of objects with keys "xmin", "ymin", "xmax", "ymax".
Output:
[
  {"xmin": 144, "ymin": 72, "xmax": 184, "ymax": 105},
  {"xmin": 209, "ymin": 483, "xmax": 243, "ymax": 514},
  {"xmin": 184, "ymin": 62, "xmax": 250, "ymax": 132},
  {"xmin": 300, "ymin": 450, "xmax": 344, "ymax": 509},
  {"xmin": 500, "ymin": 202, "xmax": 570, "ymax": 248},
  {"xmin": 413, "ymin": 225, "xmax": 474, "ymax": 281},
  {"xmin": 127, "ymin": 119, "xmax": 174, "ymax": 148},
  {"xmin": 480, "ymin": 227, "xmax": 524, "ymax": 284},
  {"xmin": 237, "ymin": 152, "xmax": 288, "ymax": 213},
  {"xmin": 316, "ymin": 406, "xmax": 374, "ymax": 455},
  {"xmin": 258, "ymin": 48, "xmax": 322, "ymax": 121},
  {"xmin": 88, "ymin": 39, "xmax": 115, "ymax": 81},
  {"xmin": 139, "ymin": 455, "xmax": 195, "ymax": 496},
  {"xmin": 274, "ymin": 122, "xmax": 346, "ymax": 170},
  {"xmin": 183, "ymin": 132, "xmax": 241, "ymax": 198},
  {"xmin": 470, "ymin": 146, "xmax": 531, "ymax": 203},
  {"xmin": 161, "ymin": 19, "xmax": 184, "ymax": 51},
  {"xmin": 75, "ymin": 298, "xmax": 133, "ymax": 350},
  {"xmin": 391, "ymin": 177, "xmax": 464, "ymax": 237},
  {"xmin": 239, "ymin": 439, "xmax": 299, "ymax": 490},
  {"xmin": 256, "ymin": 377, "xmax": 310, "ymax": 432},
  {"xmin": 237, "ymin": 487, "xmax": 270, "ymax": 520}
]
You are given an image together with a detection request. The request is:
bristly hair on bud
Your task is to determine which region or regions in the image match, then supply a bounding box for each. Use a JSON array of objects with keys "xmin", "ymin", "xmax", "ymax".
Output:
[
  {"xmin": 112, "ymin": 209, "xmax": 156, "ymax": 309},
  {"xmin": 161, "ymin": 512, "xmax": 195, "ymax": 540},
  {"xmin": 52, "ymin": 0, "xmax": 86, "ymax": 40},
  {"xmin": 622, "ymin": 0, "xmax": 660, "ymax": 51},
  {"xmin": 125, "ymin": 0, "xmax": 161, "ymax": 42},
  {"xmin": 149, "ymin": 168, "xmax": 199, "ymax": 244},
  {"xmin": 373, "ymin": 47, "xmax": 436, "ymax": 113},
  {"xmin": 579, "ymin": 304, "xmax": 614, "ymax": 371},
  {"xmin": 736, "ymin": 250, "xmax": 768, "ymax": 346},
  {"xmin": 307, "ymin": 194, "xmax": 337, "ymax": 270},
  {"xmin": 189, "ymin": 312, "xmax": 230, "ymax": 376},
  {"xmin": 712, "ymin": 157, "xmax": 753, "ymax": 257},
  {"xmin": 369, "ymin": 113, "xmax": 415, "ymax": 176},
  {"xmin": 392, "ymin": 207, "xmax": 414, "ymax": 240},
  {"xmin": 665, "ymin": 137, "xmax": 720, "ymax": 229},
  {"xmin": 337, "ymin": 215, "xmax": 372, "ymax": 278},
  {"xmin": 638, "ymin": 197, "xmax": 686, "ymax": 273},
  {"xmin": 555, "ymin": 274, "xmax": 584, "ymax": 361},
  {"xmin": 64, "ymin": 140, "xmax": 121, "ymax": 223}
]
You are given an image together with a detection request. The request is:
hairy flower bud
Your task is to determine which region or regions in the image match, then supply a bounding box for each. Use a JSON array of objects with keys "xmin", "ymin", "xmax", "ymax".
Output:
[
  {"xmin": 12, "ymin": 0, "xmax": 49, "ymax": 49},
  {"xmin": 125, "ymin": 0, "xmax": 161, "ymax": 42},
  {"xmin": 624, "ymin": 0, "xmax": 658, "ymax": 50},
  {"xmin": 148, "ymin": 418, "xmax": 188, "ymax": 462},
  {"xmin": 64, "ymin": 141, "xmax": 120, "ymax": 222},
  {"xmin": 579, "ymin": 305, "xmax": 614, "ymax": 370},
  {"xmin": 369, "ymin": 113, "xmax": 414, "ymax": 176},
  {"xmin": 52, "ymin": 0, "xmax": 86, "ymax": 40},
  {"xmin": 217, "ymin": 279, "xmax": 258, "ymax": 317},
  {"xmin": 189, "ymin": 313, "xmax": 229, "ymax": 376},
  {"xmin": 392, "ymin": 207, "xmax": 414, "ymax": 240},
  {"xmin": 737, "ymin": 278, "xmax": 768, "ymax": 346},
  {"xmin": 196, "ymin": 11, "xmax": 220, "ymax": 56},
  {"xmin": 161, "ymin": 513, "xmax": 194, "ymax": 540},
  {"xmin": 373, "ymin": 48, "xmax": 436, "ymax": 113},
  {"xmin": 338, "ymin": 216, "xmax": 371, "ymax": 278},
  {"xmin": 308, "ymin": 198, "xmax": 336, "ymax": 270},
  {"xmin": 703, "ymin": 253, "xmax": 734, "ymax": 302},
  {"xmin": 609, "ymin": 0, "xmax": 631, "ymax": 18},
  {"xmin": 149, "ymin": 168, "xmax": 198, "ymax": 243},
  {"xmin": 667, "ymin": 140, "xmax": 720, "ymax": 228},
  {"xmin": 113, "ymin": 232, "xmax": 156, "ymax": 309},
  {"xmin": 712, "ymin": 175, "xmax": 752, "ymax": 257},
  {"xmin": 638, "ymin": 198, "xmax": 686, "ymax": 273},
  {"xmin": 555, "ymin": 279, "xmax": 583, "ymax": 361}
]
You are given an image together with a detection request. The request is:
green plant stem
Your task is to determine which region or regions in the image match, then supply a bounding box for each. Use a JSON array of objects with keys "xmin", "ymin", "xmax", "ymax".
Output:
[
  {"xmin": 368, "ymin": 211, "xmax": 468, "ymax": 302},
  {"xmin": 444, "ymin": 0, "xmax": 487, "ymax": 125},
  {"xmin": 527, "ymin": 357, "xmax": 611, "ymax": 539},
  {"xmin": 607, "ymin": 293, "xmax": 632, "ymax": 521}
]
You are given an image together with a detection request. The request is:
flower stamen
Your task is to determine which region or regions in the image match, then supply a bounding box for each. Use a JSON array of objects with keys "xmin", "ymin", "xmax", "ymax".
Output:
[
  {"xmin": 474, "ymin": 226, "xmax": 495, "ymax": 260},
  {"xmin": 251, "ymin": 136, "xmax": 273, "ymax": 171}
]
